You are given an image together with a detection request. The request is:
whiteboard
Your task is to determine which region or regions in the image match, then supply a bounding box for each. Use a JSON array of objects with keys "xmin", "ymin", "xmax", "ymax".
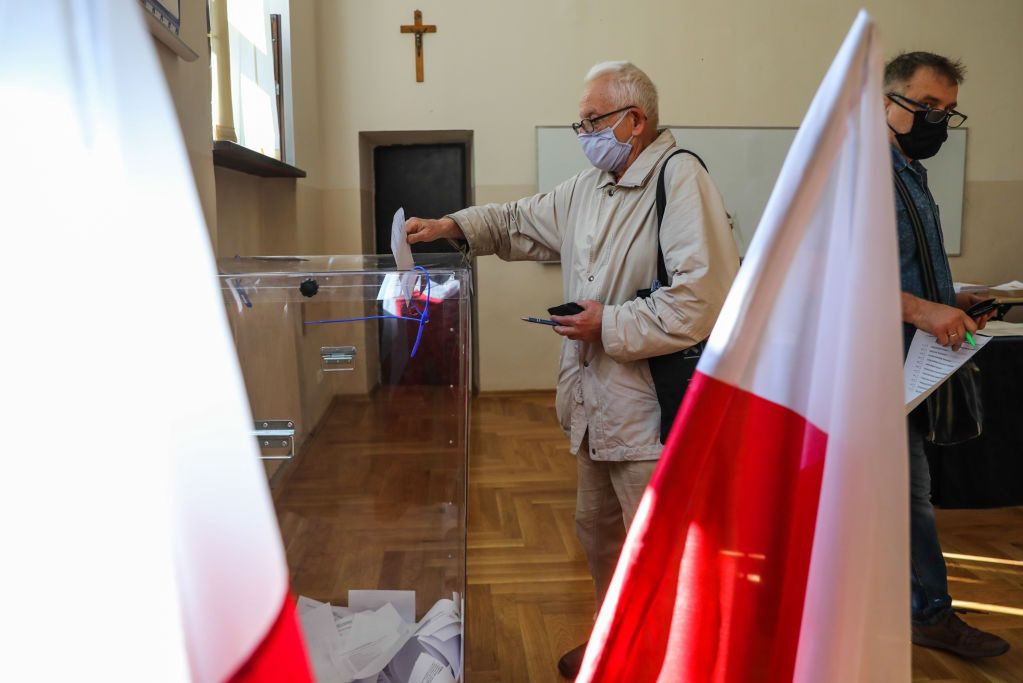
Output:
[{"xmin": 537, "ymin": 126, "xmax": 967, "ymax": 255}]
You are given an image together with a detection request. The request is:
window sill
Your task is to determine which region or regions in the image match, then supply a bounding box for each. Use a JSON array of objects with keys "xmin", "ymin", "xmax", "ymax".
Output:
[
  {"xmin": 213, "ymin": 141, "xmax": 307, "ymax": 179},
  {"xmin": 143, "ymin": 8, "xmax": 198, "ymax": 62}
]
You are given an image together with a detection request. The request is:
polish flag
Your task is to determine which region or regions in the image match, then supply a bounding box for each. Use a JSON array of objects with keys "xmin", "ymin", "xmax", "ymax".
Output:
[
  {"xmin": 577, "ymin": 12, "xmax": 909, "ymax": 683},
  {"xmin": 1, "ymin": 2, "xmax": 311, "ymax": 681}
]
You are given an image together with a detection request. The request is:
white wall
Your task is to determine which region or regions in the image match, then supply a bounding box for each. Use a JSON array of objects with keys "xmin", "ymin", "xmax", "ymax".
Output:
[
  {"xmin": 309, "ymin": 0, "xmax": 1023, "ymax": 391},
  {"xmin": 168, "ymin": 0, "xmax": 1023, "ymax": 392},
  {"xmin": 153, "ymin": 0, "xmax": 328, "ymax": 257},
  {"xmin": 152, "ymin": 0, "xmax": 347, "ymax": 468},
  {"xmin": 153, "ymin": 0, "xmax": 218, "ymax": 247}
]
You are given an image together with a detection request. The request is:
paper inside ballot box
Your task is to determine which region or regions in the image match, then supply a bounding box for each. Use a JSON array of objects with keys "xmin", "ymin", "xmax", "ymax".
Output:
[{"xmin": 296, "ymin": 593, "xmax": 462, "ymax": 682}]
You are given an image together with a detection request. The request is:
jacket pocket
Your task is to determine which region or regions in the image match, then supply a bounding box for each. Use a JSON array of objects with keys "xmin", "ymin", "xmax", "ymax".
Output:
[{"xmin": 587, "ymin": 359, "xmax": 661, "ymax": 451}]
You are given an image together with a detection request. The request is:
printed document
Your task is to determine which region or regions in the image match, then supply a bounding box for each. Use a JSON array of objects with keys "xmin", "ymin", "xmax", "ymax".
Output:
[{"xmin": 904, "ymin": 330, "xmax": 990, "ymax": 412}]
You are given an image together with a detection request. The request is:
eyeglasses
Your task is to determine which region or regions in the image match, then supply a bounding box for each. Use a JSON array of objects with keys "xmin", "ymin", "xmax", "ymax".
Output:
[
  {"xmin": 886, "ymin": 92, "xmax": 967, "ymax": 128},
  {"xmin": 571, "ymin": 105, "xmax": 635, "ymax": 134}
]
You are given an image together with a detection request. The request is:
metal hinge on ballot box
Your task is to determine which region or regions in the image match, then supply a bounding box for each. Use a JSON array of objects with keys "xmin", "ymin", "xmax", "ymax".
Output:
[
  {"xmin": 254, "ymin": 419, "xmax": 295, "ymax": 460},
  {"xmin": 320, "ymin": 345, "xmax": 357, "ymax": 372}
]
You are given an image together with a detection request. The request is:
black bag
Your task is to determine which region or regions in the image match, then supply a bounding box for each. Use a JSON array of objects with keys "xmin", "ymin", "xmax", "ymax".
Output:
[
  {"xmin": 637, "ymin": 149, "xmax": 709, "ymax": 443},
  {"xmin": 894, "ymin": 173, "xmax": 983, "ymax": 445},
  {"xmin": 925, "ymin": 360, "xmax": 984, "ymax": 445}
]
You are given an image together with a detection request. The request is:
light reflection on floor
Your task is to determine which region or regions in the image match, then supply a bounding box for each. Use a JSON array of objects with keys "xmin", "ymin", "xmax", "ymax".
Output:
[
  {"xmin": 942, "ymin": 551, "xmax": 1023, "ymax": 618},
  {"xmin": 943, "ymin": 552, "xmax": 1023, "ymax": 568},
  {"xmin": 951, "ymin": 599, "xmax": 1023, "ymax": 618}
]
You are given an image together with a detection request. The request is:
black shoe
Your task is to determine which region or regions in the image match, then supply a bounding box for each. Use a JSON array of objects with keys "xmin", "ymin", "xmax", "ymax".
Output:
[
  {"xmin": 557, "ymin": 642, "xmax": 588, "ymax": 679},
  {"xmin": 912, "ymin": 611, "xmax": 1010, "ymax": 658}
]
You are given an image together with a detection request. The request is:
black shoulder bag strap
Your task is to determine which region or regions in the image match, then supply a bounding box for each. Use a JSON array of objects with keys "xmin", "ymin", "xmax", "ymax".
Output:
[
  {"xmin": 654, "ymin": 148, "xmax": 708, "ymax": 288},
  {"xmin": 642, "ymin": 148, "xmax": 708, "ymax": 444}
]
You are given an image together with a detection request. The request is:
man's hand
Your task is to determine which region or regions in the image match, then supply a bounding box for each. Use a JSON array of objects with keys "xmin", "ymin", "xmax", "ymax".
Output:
[
  {"xmin": 904, "ymin": 293, "xmax": 978, "ymax": 351},
  {"xmin": 956, "ymin": 291, "xmax": 998, "ymax": 330},
  {"xmin": 551, "ymin": 299, "xmax": 603, "ymax": 343},
  {"xmin": 405, "ymin": 217, "xmax": 464, "ymax": 244}
]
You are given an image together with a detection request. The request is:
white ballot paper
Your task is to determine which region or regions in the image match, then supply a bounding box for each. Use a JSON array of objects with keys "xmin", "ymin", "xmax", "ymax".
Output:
[
  {"xmin": 904, "ymin": 330, "xmax": 991, "ymax": 412},
  {"xmin": 298, "ymin": 601, "xmax": 349, "ymax": 683},
  {"xmin": 334, "ymin": 603, "xmax": 413, "ymax": 681},
  {"xmin": 298, "ymin": 598, "xmax": 415, "ymax": 683},
  {"xmin": 390, "ymin": 207, "xmax": 417, "ymax": 304},
  {"xmin": 298, "ymin": 593, "xmax": 462, "ymax": 683},
  {"xmin": 298, "ymin": 595, "xmax": 328, "ymax": 616},
  {"xmin": 991, "ymin": 280, "xmax": 1023, "ymax": 291},
  {"xmin": 333, "ymin": 605, "xmax": 355, "ymax": 621},
  {"xmin": 415, "ymin": 598, "xmax": 462, "ymax": 681},
  {"xmin": 408, "ymin": 653, "xmax": 456, "ymax": 683},
  {"xmin": 349, "ymin": 589, "xmax": 417, "ymax": 625}
]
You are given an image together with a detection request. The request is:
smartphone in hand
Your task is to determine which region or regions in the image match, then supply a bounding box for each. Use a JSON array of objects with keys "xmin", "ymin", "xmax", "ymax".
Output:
[
  {"xmin": 966, "ymin": 298, "xmax": 997, "ymax": 319},
  {"xmin": 548, "ymin": 302, "xmax": 584, "ymax": 317},
  {"xmin": 521, "ymin": 301, "xmax": 584, "ymax": 326}
]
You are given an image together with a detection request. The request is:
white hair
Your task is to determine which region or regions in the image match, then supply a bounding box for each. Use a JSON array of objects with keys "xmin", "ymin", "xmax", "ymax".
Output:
[{"xmin": 584, "ymin": 61, "xmax": 659, "ymax": 127}]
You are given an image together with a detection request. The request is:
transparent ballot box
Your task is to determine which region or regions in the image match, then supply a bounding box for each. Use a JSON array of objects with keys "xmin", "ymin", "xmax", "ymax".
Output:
[{"xmin": 219, "ymin": 254, "xmax": 470, "ymax": 682}]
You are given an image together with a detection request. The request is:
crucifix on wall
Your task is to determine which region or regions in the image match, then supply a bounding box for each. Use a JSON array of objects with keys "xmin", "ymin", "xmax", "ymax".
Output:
[{"xmin": 400, "ymin": 10, "xmax": 436, "ymax": 83}]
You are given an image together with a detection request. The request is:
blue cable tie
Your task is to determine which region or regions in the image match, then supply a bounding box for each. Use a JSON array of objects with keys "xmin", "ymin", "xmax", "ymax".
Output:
[{"xmin": 303, "ymin": 265, "xmax": 432, "ymax": 359}]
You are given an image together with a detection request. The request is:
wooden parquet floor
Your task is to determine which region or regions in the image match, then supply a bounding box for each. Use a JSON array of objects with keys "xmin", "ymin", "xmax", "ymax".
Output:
[
  {"xmin": 466, "ymin": 392, "xmax": 1023, "ymax": 683},
  {"xmin": 466, "ymin": 392, "xmax": 594, "ymax": 682},
  {"xmin": 272, "ymin": 388, "xmax": 1022, "ymax": 681},
  {"xmin": 273, "ymin": 387, "xmax": 467, "ymax": 619}
]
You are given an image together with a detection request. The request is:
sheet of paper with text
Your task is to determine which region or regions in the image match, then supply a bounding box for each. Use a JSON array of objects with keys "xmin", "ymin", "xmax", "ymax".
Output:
[{"xmin": 904, "ymin": 330, "xmax": 991, "ymax": 412}]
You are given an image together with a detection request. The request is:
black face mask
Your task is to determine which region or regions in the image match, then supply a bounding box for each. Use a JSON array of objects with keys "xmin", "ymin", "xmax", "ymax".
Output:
[{"xmin": 890, "ymin": 109, "xmax": 948, "ymax": 160}]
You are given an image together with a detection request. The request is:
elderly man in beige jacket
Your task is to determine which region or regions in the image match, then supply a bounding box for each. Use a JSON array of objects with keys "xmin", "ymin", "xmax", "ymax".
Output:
[{"xmin": 405, "ymin": 60, "xmax": 739, "ymax": 679}]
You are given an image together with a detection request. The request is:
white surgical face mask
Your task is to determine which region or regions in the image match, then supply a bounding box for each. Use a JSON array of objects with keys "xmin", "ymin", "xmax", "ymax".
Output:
[{"xmin": 577, "ymin": 111, "xmax": 633, "ymax": 172}]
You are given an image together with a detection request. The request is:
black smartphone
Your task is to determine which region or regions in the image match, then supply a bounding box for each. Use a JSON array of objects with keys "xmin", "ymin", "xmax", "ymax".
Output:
[
  {"xmin": 966, "ymin": 298, "xmax": 997, "ymax": 318},
  {"xmin": 548, "ymin": 302, "xmax": 584, "ymax": 316}
]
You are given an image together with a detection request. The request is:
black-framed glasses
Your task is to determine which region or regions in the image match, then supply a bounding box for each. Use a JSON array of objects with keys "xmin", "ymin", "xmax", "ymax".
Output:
[
  {"xmin": 887, "ymin": 92, "xmax": 967, "ymax": 128},
  {"xmin": 571, "ymin": 105, "xmax": 635, "ymax": 134}
]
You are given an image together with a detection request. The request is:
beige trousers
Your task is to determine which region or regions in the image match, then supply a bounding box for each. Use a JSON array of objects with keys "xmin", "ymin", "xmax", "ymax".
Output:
[{"xmin": 574, "ymin": 438, "xmax": 658, "ymax": 608}]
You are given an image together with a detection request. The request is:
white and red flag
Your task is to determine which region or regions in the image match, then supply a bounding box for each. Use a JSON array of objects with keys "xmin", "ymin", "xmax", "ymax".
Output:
[
  {"xmin": 1, "ymin": 1, "xmax": 311, "ymax": 681},
  {"xmin": 578, "ymin": 11, "xmax": 909, "ymax": 683}
]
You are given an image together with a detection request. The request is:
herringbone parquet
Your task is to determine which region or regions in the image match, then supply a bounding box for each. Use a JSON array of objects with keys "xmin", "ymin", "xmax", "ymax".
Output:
[
  {"xmin": 467, "ymin": 392, "xmax": 594, "ymax": 682},
  {"xmin": 274, "ymin": 387, "xmax": 467, "ymax": 619},
  {"xmin": 465, "ymin": 392, "xmax": 1023, "ymax": 683},
  {"xmin": 916, "ymin": 508, "xmax": 1023, "ymax": 682},
  {"xmin": 272, "ymin": 389, "xmax": 1023, "ymax": 681}
]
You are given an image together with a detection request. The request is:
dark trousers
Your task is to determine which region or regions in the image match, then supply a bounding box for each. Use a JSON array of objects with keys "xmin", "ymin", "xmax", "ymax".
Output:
[{"xmin": 909, "ymin": 420, "xmax": 953, "ymax": 624}]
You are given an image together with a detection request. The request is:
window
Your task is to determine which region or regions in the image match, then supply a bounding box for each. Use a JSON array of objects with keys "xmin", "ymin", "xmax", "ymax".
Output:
[{"xmin": 211, "ymin": 0, "xmax": 294, "ymax": 163}]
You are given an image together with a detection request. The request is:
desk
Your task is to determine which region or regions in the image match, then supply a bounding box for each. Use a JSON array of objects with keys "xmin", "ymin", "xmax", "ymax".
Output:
[
  {"xmin": 927, "ymin": 336, "xmax": 1023, "ymax": 508},
  {"xmin": 966, "ymin": 287, "xmax": 1023, "ymax": 321}
]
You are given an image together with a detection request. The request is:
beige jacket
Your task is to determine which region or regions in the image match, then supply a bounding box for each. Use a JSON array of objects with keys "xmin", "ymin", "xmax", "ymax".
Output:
[{"xmin": 450, "ymin": 130, "xmax": 739, "ymax": 461}]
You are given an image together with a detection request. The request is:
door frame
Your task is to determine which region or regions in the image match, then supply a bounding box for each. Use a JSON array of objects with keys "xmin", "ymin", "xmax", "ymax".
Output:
[{"xmin": 358, "ymin": 130, "xmax": 480, "ymax": 393}]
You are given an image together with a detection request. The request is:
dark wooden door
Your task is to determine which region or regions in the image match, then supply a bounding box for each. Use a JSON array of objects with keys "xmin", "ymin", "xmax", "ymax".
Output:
[
  {"xmin": 374, "ymin": 143, "xmax": 467, "ymax": 255},
  {"xmin": 375, "ymin": 143, "xmax": 469, "ymax": 385}
]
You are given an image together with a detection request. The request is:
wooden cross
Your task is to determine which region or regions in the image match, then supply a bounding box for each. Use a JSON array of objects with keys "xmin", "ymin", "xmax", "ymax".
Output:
[{"xmin": 400, "ymin": 10, "xmax": 436, "ymax": 83}]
